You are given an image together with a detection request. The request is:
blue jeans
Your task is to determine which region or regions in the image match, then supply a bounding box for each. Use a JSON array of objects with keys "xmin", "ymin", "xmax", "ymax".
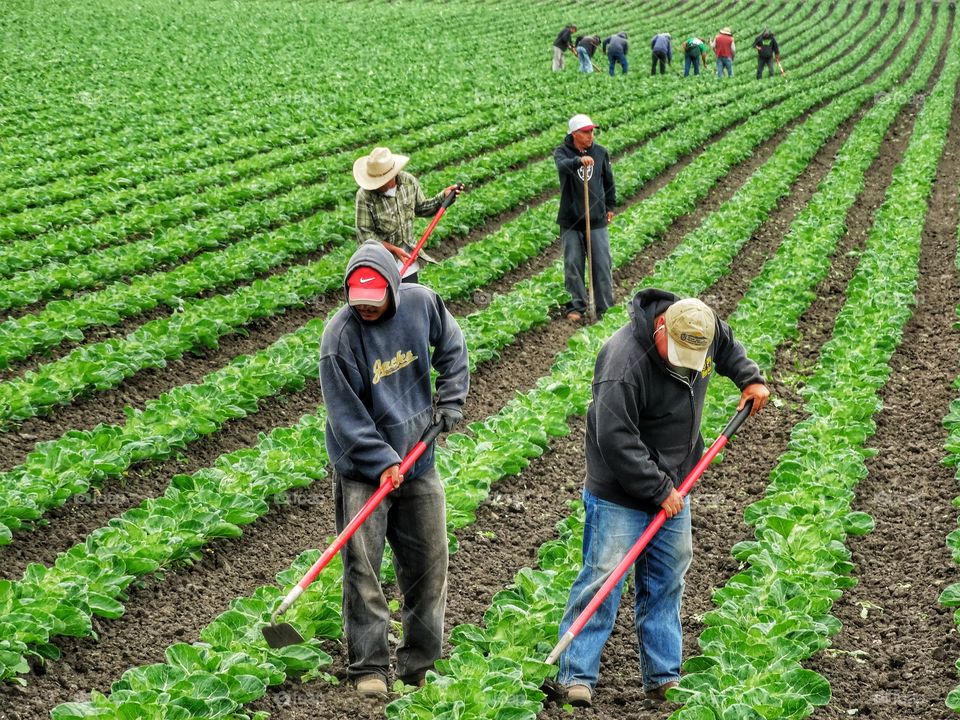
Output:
[
  {"xmin": 716, "ymin": 56, "xmax": 733, "ymax": 77},
  {"xmin": 683, "ymin": 53, "xmax": 701, "ymax": 76},
  {"xmin": 577, "ymin": 46, "xmax": 593, "ymax": 73},
  {"xmin": 335, "ymin": 467, "xmax": 448, "ymax": 684},
  {"xmin": 609, "ymin": 50, "xmax": 628, "ymax": 75},
  {"xmin": 561, "ymin": 226, "xmax": 613, "ymax": 317},
  {"xmin": 558, "ymin": 489, "xmax": 693, "ymax": 692}
]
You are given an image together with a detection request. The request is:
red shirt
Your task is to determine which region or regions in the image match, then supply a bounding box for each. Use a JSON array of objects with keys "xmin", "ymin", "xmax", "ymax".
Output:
[{"xmin": 713, "ymin": 33, "xmax": 734, "ymax": 58}]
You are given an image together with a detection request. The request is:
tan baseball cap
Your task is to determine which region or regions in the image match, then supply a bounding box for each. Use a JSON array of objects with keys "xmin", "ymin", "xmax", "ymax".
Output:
[{"xmin": 665, "ymin": 298, "xmax": 715, "ymax": 371}]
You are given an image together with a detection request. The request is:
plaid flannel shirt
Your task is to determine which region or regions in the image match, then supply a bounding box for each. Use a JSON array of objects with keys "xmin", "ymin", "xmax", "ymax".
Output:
[{"xmin": 354, "ymin": 171, "xmax": 444, "ymax": 251}]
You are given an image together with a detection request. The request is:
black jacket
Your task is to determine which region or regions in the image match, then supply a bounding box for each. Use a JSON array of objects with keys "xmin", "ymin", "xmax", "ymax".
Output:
[
  {"xmin": 754, "ymin": 32, "xmax": 779, "ymax": 59},
  {"xmin": 554, "ymin": 134, "xmax": 616, "ymax": 230},
  {"xmin": 584, "ymin": 288, "xmax": 764, "ymax": 512},
  {"xmin": 576, "ymin": 35, "xmax": 601, "ymax": 58},
  {"xmin": 554, "ymin": 27, "xmax": 575, "ymax": 49}
]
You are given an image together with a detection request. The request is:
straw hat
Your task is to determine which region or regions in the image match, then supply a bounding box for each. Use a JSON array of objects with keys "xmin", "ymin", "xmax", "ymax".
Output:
[
  {"xmin": 353, "ymin": 147, "xmax": 409, "ymax": 190},
  {"xmin": 720, "ymin": 27, "xmax": 733, "ymax": 35}
]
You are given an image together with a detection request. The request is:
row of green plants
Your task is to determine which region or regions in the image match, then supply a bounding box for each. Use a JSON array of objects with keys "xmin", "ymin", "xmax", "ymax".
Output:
[
  {"xmin": 0, "ymin": 0, "xmax": 673, "ymax": 215},
  {"xmin": 0, "ymin": 4, "xmax": 880, "ymax": 688},
  {"xmin": 0, "ymin": 0, "xmax": 906, "ymax": 704},
  {"xmin": 389, "ymin": 6, "xmax": 946, "ymax": 718},
  {"xmin": 673, "ymin": 10, "xmax": 959, "ymax": 717},
  {"xmin": 0, "ymin": 0, "xmax": 561, "ymax": 176},
  {"xmin": 0, "ymin": 0, "xmax": 812, "ymax": 302},
  {"xmin": 0, "ymin": 0, "xmax": 876, "ymax": 402},
  {"xmin": 0, "ymin": 54, "xmax": 714, "ymax": 306},
  {"xmin": 0, "ymin": 0, "xmax": 886, "ymax": 542}
]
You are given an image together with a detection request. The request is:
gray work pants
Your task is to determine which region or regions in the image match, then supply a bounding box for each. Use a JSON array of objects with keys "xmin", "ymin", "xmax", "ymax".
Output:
[{"xmin": 561, "ymin": 225, "xmax": 613, "ymax": 317}]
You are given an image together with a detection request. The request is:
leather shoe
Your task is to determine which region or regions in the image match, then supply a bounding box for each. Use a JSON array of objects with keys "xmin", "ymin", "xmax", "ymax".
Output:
[
  {"xmin": 565, "ymin": 683, "xmax": 592, "ymax": 707},
  {"xmin": 646, "ymin": 680, "xmax": 679, "ymax": 702}
]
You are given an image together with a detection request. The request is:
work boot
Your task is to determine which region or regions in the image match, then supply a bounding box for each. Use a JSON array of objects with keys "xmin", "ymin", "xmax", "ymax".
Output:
[
  {"xmin": 565, "ymin": 310, "xmax": 583, "ymax": 322},
  {"xmin": 355, "ymin": 675, "xmax": 388, "ymax": 699},
  {"xmin": 645, "ymin": 680, "xmax": 679, "ymax": 702},
  {"xmin": 565, "ymin": 684, "xmax": 593, "ymax": 707}
]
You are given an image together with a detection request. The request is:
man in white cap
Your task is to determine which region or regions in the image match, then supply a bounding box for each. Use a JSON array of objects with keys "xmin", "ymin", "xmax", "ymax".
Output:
[
  {"xmin": 354, "ymin": 147, "xmax": 463, "ymax": 283},
  {"xmin": 555, "ymin": 288, "xmax": 768, "ymax": 708},
  {"xmin": 320, "ymin": 242, "xmax": 469, "ymax": 699},
  {"xmin": 554, "ymin": 113, "xmax": 616, "ymax": 322}
]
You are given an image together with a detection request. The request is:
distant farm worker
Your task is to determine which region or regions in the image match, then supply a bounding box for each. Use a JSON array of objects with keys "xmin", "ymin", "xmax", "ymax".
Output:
[
  {"xmin": 354, "ymin": 147, "xmax": 463, "ymax": 284},
  {"xmin": 553, "ymin": 24, "xmax": 578, "ymax": 71},
  {"xmin": 556, "ymin": 289, "xmax": 770, "ymax": 708},
  {"xmin": 754, "ymin": 28, "xmax": 780, "ymax": 79},
  {"xmin": 681, "ymin": 35, "xmax": 708, "ymax": 76},
  {"xmin": 554, "ymin": 114, "xmax": 616, "ymax": 323},
  {"xmin": 575, "ymin": 34, "xmax": 601, "ymax": 73},
  {"xmin": 603, "ymin": 32, "xmax": 629, "ymax": 76},
  {"xmin": 319, "ymin": 241, "xmax": 469, "ymax": 700},
  {"xmin": 711, "ymin": 27, "xmax": 736, "ymax": 77},
  {"xmin": 650, "ymin": 32, "xmax": 672, "ymax": 75}
]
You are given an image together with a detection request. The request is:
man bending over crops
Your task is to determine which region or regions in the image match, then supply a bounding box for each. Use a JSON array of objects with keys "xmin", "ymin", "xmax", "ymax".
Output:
[
  {"xmin": 320, "ymin": 242, "xmax": 469, "ymax": 699},
  {"xmin": 554, "ymin": 113, "xmax": 616, "ymax": 323},
  {"xmin": 354, "ymin": 146, "xmax": 463, "ymax": 284},
  {"xmin": 556, "ymin": 289, "xmax": 769, "ymax": 708}
]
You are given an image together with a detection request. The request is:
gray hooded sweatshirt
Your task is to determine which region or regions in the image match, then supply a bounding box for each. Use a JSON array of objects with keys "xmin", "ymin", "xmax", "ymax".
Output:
[
  {"xmin": 320, "ymin": 242, "xmax": 469, "ymax": 483},
  {"xmin": 585, "ymin": 288, "xmax": 763, "ymax": 512}
]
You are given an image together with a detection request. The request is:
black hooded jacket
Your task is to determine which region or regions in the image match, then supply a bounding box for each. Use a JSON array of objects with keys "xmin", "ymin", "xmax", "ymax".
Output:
[
  {"xmin": 584, "ymin": 289, "xmax": 764, "ymax": 512},
  {"xmin": 554, "ymin": 134, "xmax": 616, "ymax": 231}
]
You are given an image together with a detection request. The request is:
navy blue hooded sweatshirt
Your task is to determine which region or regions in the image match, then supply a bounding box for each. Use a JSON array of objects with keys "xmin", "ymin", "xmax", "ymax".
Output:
[
  {"xmin": 585, "ymin": 288, "xmax": 764, "ymax": 513},
  {"xmin": 319, "ymin": 242, "xmax": 469, "ymax": 483}
]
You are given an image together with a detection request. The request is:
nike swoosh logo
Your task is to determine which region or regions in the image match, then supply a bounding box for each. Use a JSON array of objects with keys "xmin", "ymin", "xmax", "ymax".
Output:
[{"xmin": 360, "ymin": 277, "xmax": 375, "ymax": 283}]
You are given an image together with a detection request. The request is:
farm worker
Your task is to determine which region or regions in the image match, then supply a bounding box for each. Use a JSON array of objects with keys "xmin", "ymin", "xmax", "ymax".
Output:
[
  {"xmin": 754, "ymin": 28, "xmax": 780, "ymax": 79},
  {"xmin": 319, "ymin": 242, "xmax": 469, "ymax": 699},
  {"xmin": 353, "ymin": 146, "xmax": 463, "ymax": 284},
  {"xmin": 681, "ymin": 35, "xmax": 708, "ymax": 77},
  {"xmin": 556, "ymin": 290, "xmax": 769, "ymax": 708},
  {"xmin": 602, "ymin": 32, "xmax": 629, "ymax": 76},
  {"xmin": 554, "ymin": 114, "xmax": 616, "ymax": 323},
  {"xmin": 711, "ymin": 27, "xmax": 735, "ymax": 77},
  {"xmin": 553, "ymin": 24, "xmax": 577, "ymax": 71},
  {"xmin": 575, "ymin": 34, "xmax": 601, "ymax": 73},
  {"xmin": 650, "ymin": 32, "xmax": 672, "ymax": 75}
]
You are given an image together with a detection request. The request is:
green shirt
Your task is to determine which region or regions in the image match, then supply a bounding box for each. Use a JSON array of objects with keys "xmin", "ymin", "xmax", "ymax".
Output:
[
  {"xmin": 683, "ymin": 37, "xmax": 706, "ymax": 56},
  {"xmin": 354, "ymin": 171, "xmax": 444, "ymax": 251}
]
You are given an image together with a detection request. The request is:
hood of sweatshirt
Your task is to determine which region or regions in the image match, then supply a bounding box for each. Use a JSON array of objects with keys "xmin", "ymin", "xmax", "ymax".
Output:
[
  {"xmin": 627, "ymin": 287, "xmax": 681, "ymax": 356},
  {"xmin": 343, "ymin": 241, "xmax": 401, "ymax": 323}
]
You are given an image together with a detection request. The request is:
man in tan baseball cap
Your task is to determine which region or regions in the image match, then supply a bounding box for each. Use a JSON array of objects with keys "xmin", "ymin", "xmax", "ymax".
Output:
[
  {"xmin": 354, "ymin": 147, "xmax": 463, "ymax": 284},
  {"xmin": 555, "ymin": 288, "xmax": 768, "ymax": 709}
]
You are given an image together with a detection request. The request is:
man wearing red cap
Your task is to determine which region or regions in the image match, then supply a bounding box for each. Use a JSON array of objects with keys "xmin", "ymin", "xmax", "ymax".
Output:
[
  {"xmin": 554, "ymin": 113, "xmax": 617, "ymax": 323},
  {"xmin": 320, "ymin": 242, "xmax": 469, "ymax": 699},
  {"xmin": 555, "ymin": 289, "xmax": 768, "ymax": 708}
]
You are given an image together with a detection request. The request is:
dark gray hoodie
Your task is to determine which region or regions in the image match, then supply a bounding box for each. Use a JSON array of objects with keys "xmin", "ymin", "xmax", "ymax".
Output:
[
  {"xmin": 585, "ymin": 288, "xmax": 763, "ymax": 512},
  {"xmin": 319, "ymin": 242, "xmax": 469, "ymax": 483}
]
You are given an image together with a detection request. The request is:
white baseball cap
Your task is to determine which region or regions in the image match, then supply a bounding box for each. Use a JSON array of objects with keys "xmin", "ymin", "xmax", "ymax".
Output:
[{"xmin": 568, "ymin": 114, "xmax": 597, "ymax": 134}]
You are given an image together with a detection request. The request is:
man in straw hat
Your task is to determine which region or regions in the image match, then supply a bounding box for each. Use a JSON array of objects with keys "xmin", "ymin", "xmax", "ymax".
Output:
[
  {"xmin": 711, "ymin": 27, "xmax": 736, "ymax": 77},
  {"xmin": 320, "ymin": 241, "xmax": 469, "ymax": 699},
  {"xmin": 554, "ymin": 113, "xmax": 616, "ymax": 323},
  {"xmin": 354, "ymin": 147, "xmax": 463, "ymax": 283},
  {"xmin": 555, "ymin": 289, "xmax": 768, "ymax": 708}
]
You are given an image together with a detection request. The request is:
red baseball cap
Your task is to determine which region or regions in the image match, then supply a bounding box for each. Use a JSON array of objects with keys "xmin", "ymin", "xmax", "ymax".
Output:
[{"xmin": 347, "ymin": 266, "xmax": 389, "ymax": 306}]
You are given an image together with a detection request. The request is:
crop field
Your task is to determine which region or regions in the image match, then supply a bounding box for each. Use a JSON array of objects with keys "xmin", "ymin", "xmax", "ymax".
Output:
[{"xmin": 1, "ymin": 0, "xmax": 960, "ymax": 718}]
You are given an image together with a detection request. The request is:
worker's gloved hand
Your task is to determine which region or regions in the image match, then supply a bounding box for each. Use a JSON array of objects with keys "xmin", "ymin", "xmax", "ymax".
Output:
[{"xmin": 433, "ymin": 406, "xmax": 463, "ymax": 433}]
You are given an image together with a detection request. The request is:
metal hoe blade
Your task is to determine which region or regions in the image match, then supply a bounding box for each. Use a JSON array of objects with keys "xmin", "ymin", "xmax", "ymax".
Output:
[{"xmin": 261, "ymin": 622, "xmax": 305, "ymax": 649}]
